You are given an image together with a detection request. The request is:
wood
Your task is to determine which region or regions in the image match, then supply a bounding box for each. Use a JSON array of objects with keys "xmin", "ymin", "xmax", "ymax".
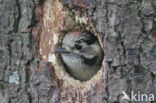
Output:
[{"xmin": 0, "ymin": 0, "xmax": 156, "ymax": 103}]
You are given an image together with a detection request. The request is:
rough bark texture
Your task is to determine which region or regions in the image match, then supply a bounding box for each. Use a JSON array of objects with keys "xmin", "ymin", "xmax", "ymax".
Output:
[{"xmin": 0, "ymin": 0, "xmax": 156, "ymax": 103}]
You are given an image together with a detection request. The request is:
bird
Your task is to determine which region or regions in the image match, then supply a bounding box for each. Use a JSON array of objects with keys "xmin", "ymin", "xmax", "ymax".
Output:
[{"xmin": 54, "ymin": 30, "xmax": 104, "ymax": 81}]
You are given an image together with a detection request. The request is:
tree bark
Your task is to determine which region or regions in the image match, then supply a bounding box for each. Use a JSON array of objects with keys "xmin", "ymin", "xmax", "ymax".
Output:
[{"xmin": 0, "ymin": 0, "xmax": 156, "ymax": 103}]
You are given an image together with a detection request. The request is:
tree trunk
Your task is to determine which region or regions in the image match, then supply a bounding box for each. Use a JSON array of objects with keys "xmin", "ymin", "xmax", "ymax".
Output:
[{"xmin": 0, "ymin": 0, "xmax": 156, "ymax": 103}]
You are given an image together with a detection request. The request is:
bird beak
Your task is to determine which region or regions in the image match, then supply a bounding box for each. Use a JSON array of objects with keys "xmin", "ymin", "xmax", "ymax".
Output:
[{"xmin": 54, "ymin": 48, "xmax": 70, "ymax": 54}]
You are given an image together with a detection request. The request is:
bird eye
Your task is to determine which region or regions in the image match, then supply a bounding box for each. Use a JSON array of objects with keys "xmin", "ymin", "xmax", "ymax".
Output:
[{"xmin": 75, "ymin": 44, "xmax": 82, "ymax": 50}]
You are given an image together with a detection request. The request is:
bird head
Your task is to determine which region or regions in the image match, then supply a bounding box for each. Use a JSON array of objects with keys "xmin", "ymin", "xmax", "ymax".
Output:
[
  {"xmin": 54, "ymin": 30, "xmax": 104, "ymax": 80},
  {"xmin": 54, "ymin": 30, "xmax": 103, "ymax": 61}
]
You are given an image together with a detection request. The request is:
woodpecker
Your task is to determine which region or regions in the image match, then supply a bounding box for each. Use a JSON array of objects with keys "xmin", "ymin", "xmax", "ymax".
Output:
[{"xmin": 54, "ymin": 31, "xmax": 103, "ymax": 81}]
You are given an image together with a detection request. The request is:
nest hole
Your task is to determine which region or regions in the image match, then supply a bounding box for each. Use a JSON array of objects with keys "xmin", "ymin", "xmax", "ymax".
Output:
[
  {"xmin": 42, "ymin": 9, "xmax": 106, "ymax": 90},
  {"xmin": 49, "ymin": 26, "xmax": 105, "ymax": 91}
]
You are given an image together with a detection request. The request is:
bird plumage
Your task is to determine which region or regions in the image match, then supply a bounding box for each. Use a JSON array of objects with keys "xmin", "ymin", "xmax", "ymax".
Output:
[{"xmin": 55, "ymin": 31, "xmax": 103, "ymax": 81}]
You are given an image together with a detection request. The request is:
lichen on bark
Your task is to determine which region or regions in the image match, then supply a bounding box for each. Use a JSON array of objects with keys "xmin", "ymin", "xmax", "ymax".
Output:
[{"xmin": 0, "ymin": 0, "xmax": 156, "ymax": 103}]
